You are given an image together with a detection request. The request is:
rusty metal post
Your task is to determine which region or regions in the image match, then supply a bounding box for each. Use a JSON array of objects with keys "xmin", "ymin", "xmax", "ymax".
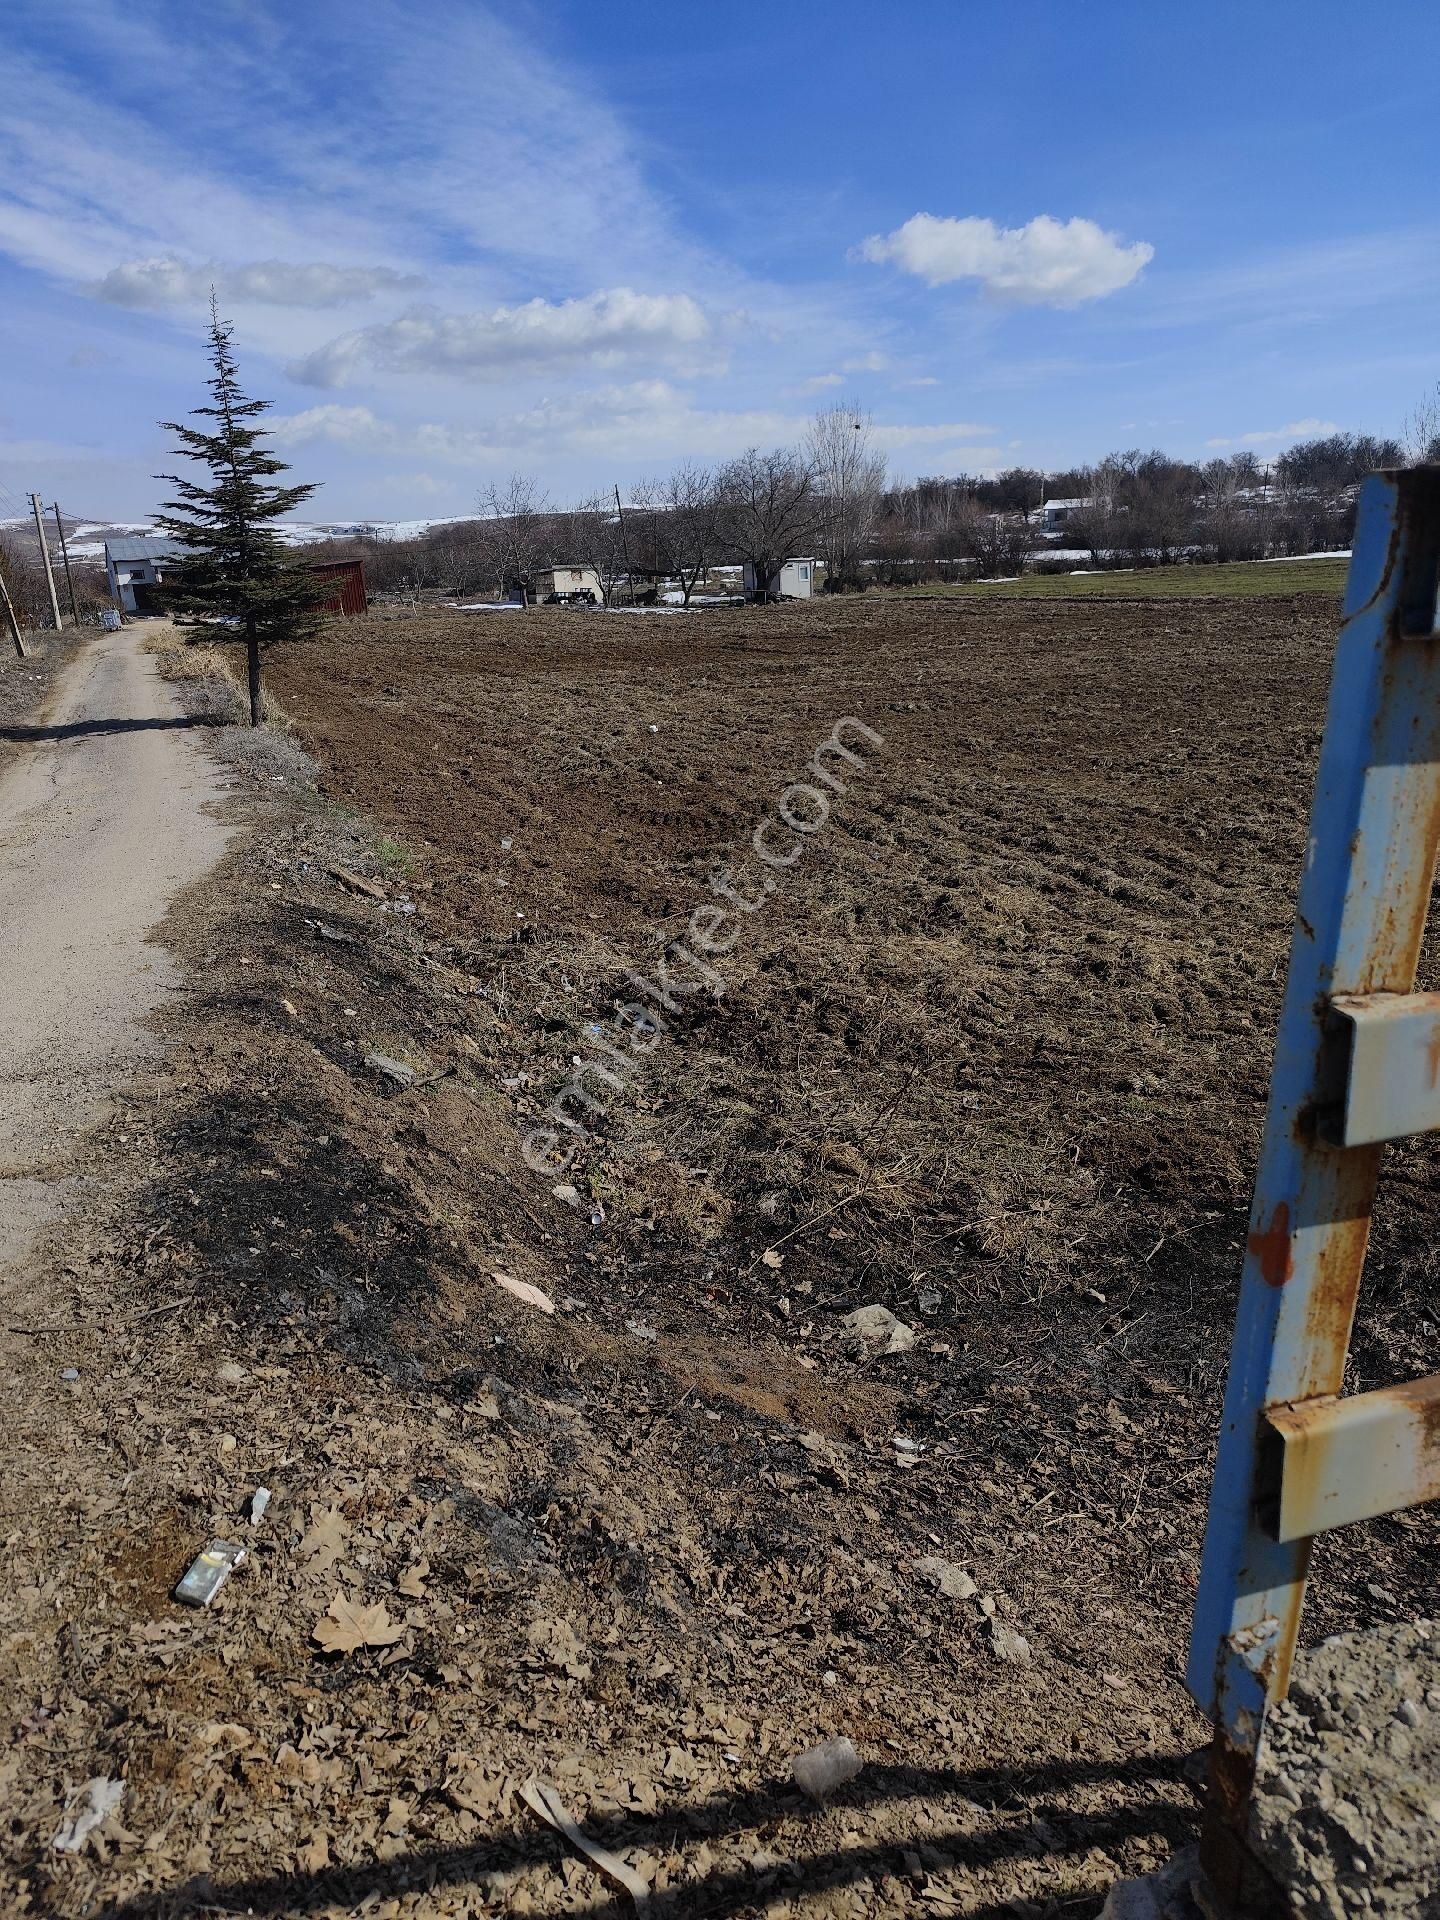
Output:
[{"xmin": 1186, "ymin": 467, "xmax": 1440, "ymax": 1902}]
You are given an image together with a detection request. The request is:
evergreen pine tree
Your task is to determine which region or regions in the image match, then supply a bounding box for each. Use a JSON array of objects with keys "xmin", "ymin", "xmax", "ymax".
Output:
[{"xmin": 156, "ymin": 299, "xmax": 327, "ymax": 725}]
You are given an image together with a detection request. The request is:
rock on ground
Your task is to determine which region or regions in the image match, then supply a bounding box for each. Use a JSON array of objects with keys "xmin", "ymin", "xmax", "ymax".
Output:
[{"xmin": 1250, "ymin": 1620, "xmax": 1440, "ymax": 1919}]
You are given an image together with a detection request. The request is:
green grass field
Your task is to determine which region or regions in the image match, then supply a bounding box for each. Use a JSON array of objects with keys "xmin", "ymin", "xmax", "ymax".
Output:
[{"xmin": 900, "ymin": 556, "xmax": 1349, "ymax": 600}]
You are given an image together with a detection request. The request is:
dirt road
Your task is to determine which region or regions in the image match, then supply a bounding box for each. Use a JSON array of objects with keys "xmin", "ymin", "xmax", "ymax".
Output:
[{"xmin": 0, "ymin": 619, "xmax": 232, "ymax": 1279}]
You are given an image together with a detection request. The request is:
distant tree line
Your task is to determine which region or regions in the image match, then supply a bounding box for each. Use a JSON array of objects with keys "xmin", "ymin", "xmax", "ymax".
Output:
[
  {"xmin": 305, "ymin": 402, "xmax": 886, "ymax": 605},
  {"xmin": 300, "ymin": 393, "xmax": 1440, "ymax": 599}
]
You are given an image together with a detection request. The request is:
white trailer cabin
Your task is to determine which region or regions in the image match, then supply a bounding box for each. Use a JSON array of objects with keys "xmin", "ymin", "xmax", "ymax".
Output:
[
  {"xmin": 529, "ymin": 564, "xmax": 603, "ymax": 603},
  {"xmin": 743, "ymin": 557, "xmax": 817, "ymax": 599}
]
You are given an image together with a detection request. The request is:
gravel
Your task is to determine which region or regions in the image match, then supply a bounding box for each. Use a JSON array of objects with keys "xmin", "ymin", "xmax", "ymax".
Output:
[{"xmin": 1249, "ymin": 1620, "xmax": 1439, "ymax": 1918}]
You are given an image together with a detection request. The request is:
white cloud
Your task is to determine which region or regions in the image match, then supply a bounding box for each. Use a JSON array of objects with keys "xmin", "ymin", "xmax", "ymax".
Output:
[
  {"xmin": 1205, "ymin": 417, "xmax": 1340, "ymax": 449},
  {"xmin": 842, "ymin": 351, "xmax": 890, "ymax": 372},
  {"xmin": 857, "ymin": 213, "xmax": 1153, "ymax": 307},
  {"xmin": 383, "ymin": 470, "xmax": 445, "ymax": 497},
  {"xmin": 270, "ymin": 405, "xmax": 392, "ymax": 449},
  {"xmin": 270, "ymin": 385, "xmax": 787, "ymax": 464},
  {"xmin": 870, "ymin": 420, "xmax": 996, "ymax": 449},
  {"xmin": 269, "ymin": 385, "xmax": 995, "ymax": 473},
  {"xmin": 287, "ymin": 289, "xmax": 717, "ymax": 386},
  {"xmin": 92, "ymin": 257, "xmax": 424, "ymax": 310}
]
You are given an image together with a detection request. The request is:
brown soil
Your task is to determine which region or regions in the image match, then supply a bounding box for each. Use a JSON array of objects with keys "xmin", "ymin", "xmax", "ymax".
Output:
[{"xmin": 3, "ymin": 592, "xmax": 1436, "ymax": 1919}]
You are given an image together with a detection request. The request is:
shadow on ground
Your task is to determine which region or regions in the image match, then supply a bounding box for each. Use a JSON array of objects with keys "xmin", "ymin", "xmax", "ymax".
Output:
[
  {"xmin": 97, "ymin": 1753, "xmax": 1194, "ymax": 1918},
  {"xmin": 0, "ymin": 715, "xmax": 212, "ymax": 743}
]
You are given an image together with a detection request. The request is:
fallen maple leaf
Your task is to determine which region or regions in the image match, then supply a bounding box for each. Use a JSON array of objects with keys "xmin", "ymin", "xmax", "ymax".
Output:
[
  {"xmin": 397, "ymin": 1559, "xmax": 430, "ymax": 1598},
  {"xmin": 312, "ymin": 1594, "xmax": 405, "ymax": 1655},
  {"xmin": 298, "ymin": 1506, "xmax": 351, "ymax": 1574}
]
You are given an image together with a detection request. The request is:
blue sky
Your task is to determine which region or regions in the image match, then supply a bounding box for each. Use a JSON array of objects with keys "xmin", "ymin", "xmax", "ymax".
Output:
[{"xmin": 2, "ymin": 0, "xmax": 1438, "ymax": 521}]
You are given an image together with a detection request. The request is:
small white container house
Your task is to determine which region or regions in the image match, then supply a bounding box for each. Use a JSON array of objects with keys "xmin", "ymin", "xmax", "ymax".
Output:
[{"xmin": 743, "ymin": 557, "xmax": 818, "ymax": 600}]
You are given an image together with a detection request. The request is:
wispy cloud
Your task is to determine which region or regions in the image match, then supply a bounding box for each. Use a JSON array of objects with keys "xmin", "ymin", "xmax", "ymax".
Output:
[
  {"xmin": 871, "ymin": 420, "xmax": 996, "ymax": 449},
  {"xmin": 271, "ymin": 386, "xmax": 796, "ymax": 464},
  {"xmin": 270, "ymin": 386, "xmax": 1000, "ymax": 469},
  {"xmin": 857, "ymin": 214, "xmax": 1153, "ymax": 307},
  {"xmin": 1204, "ymin": 416, "xmax": 1340, "ymax": 449},
  {"xmin": 288, "ymin": 290, "xmax": 721, "ymax": 387},
  {"xmin": 94, "ymin": 258, "xmax": 424, "ymax": 310}
]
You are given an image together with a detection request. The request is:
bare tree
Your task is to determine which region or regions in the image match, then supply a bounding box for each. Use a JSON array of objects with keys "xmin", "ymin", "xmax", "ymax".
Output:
[
  {"xmin": 870, "ymin": 511, "xmax": 930, "ymax": 586},
  {"xmin": 715, "ymin": 447, "xmax": 817, "ymax": 600},
  {"xmin": 565, "ymin": 494, "xmax": 630, "ymax": 605},
  {"xmin": 805, "ymin": 402, "xmax": 886, "ymax": 589},
  {"xmin": 1197, "ymin": 454, "xmax": 1270, "ymax": 562},
  {"xmin": 479, "ymin": 473, "xmax": 553, "ymax": 603},
  {"xmin": 954, "ymin": 503, "xmax": 1030, "ymax": 580},
  {"xmin": 1404, "ymin": 384, "xmax": 1440, "ymax": 466},
  {"xmin": 645, "ymin": 462, "xmax": 720, "ymax": 605}
]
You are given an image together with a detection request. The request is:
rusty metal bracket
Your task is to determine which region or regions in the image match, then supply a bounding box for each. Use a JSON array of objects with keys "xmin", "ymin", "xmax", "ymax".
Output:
[
  {"xmin": 1185, "ymin": 466, "xmax": 1440, "ymax": 1884},
  {"xmin": 1326, "ymin": 990, "xmax": 1440, "ymax": 1145},
  {"xmin": 1265, "ymin": 1375, "xmax": 1440, "ymax": 1542}
]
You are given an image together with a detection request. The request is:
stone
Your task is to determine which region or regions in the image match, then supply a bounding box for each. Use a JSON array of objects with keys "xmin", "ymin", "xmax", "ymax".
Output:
[
  {"xmin": 842, "ymin": 1305, "xmax": 915, "ymax": 1355},
  {"xmin": 915, "ymin": 1555, "xmax": 977, "ymax": 1601},
  {"xmin": 365, "ymin": 1052, "xmax": 416, "ymax": 1091}
]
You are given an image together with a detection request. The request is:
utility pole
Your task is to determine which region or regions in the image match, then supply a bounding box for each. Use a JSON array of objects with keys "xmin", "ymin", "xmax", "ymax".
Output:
[
  {"xmin": 614, "ymin": 483, "xmax": 633, "ymax": 604},
  {"xmin": 52, "ymin": 503, "xmax": 80, "ymax": 625},
  {"xmin": 29, "ymin": 493, "xmax": 62, "ymax": 630},
  {"xmin": 0, "ymin": 557, "xmax": 27, "ymax": 657}
]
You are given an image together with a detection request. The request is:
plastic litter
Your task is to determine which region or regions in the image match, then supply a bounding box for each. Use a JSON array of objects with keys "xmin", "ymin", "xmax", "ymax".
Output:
[
  {"xmin": 52, "ymin": 1776, "xmax": 123, "ymax": 1853},
  {"xmin": 792, "ymin": 1735, "xmax": 862, "ymax": 1803},
  {"xmin": 174, "ymin": 1539, "xmax": 247, "ymax": 1608},
  {"xmin": 247, "ymin": 1487, "xmax": 272, "ymax": 1528}
]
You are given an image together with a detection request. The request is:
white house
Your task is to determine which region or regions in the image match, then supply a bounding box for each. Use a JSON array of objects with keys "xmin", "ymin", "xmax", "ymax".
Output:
[
  {"xmin": 743, "ymin": 557, "xmax": 817, "ymax": 599},
  {"xmin": 525, "ymin": 564, "xmax": 602, "ymax": 603},
  {"xmin": 1038, "ymin": 498, "xmax": 1092, "ymax": 533},
  {"xmin": 105, "ymin": 536, "xmax": 185, "ymax": 613}
]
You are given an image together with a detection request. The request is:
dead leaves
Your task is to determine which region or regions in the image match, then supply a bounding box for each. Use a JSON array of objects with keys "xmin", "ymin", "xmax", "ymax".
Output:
[
  {"xmin": 397, "ymin": 1559, "xmax": 430, "ymax": 1598},
  {"xmin": 312, "ymin": 1593, "xmax": 405, "ymax": 1655},
  {"xmin": 297, "ymin": 1504, "xmax": 350, "ymax": 1574},
  {"xmin": 492, "ymin": 1271, "xmax": 555, "ymax": 1314},
  {"xmin": 525, "ymin": 1614, "xmax": 591, "ymax": 1680}
]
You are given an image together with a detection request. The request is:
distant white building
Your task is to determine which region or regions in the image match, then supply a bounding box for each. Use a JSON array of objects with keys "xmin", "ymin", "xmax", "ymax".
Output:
[
  {"xmin": 743, "ymin": 557, "xmax": 817, "ymax": 599},
  {"xmin": 527, "ymin": 564, "xmax": 602, "ymax": 603},
  {"xmin": 105, "ymin": 536, "xmax": 185, "ymax": 612},
  {"xmin": 1038, "ymin": 498, "xmax": 1092, "ymax": 533}
]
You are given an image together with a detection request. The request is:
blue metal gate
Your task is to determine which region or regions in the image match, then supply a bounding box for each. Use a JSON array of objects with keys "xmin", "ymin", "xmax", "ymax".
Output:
[{"xmin": 1188, "ymin": 467, "xmax": 1440, "ymax": 1903}]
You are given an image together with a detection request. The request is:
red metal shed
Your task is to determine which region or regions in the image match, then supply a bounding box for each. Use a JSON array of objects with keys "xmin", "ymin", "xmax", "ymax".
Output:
[{"xmin": 305, "ymin": 558, "xmax": 368, "ymax": 618}]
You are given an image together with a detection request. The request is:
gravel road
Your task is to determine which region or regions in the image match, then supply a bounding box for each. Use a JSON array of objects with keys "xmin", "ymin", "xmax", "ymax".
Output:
[{"xmin": 0, "ymin": 621, "xmax": 233, "ymax": 1275}]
